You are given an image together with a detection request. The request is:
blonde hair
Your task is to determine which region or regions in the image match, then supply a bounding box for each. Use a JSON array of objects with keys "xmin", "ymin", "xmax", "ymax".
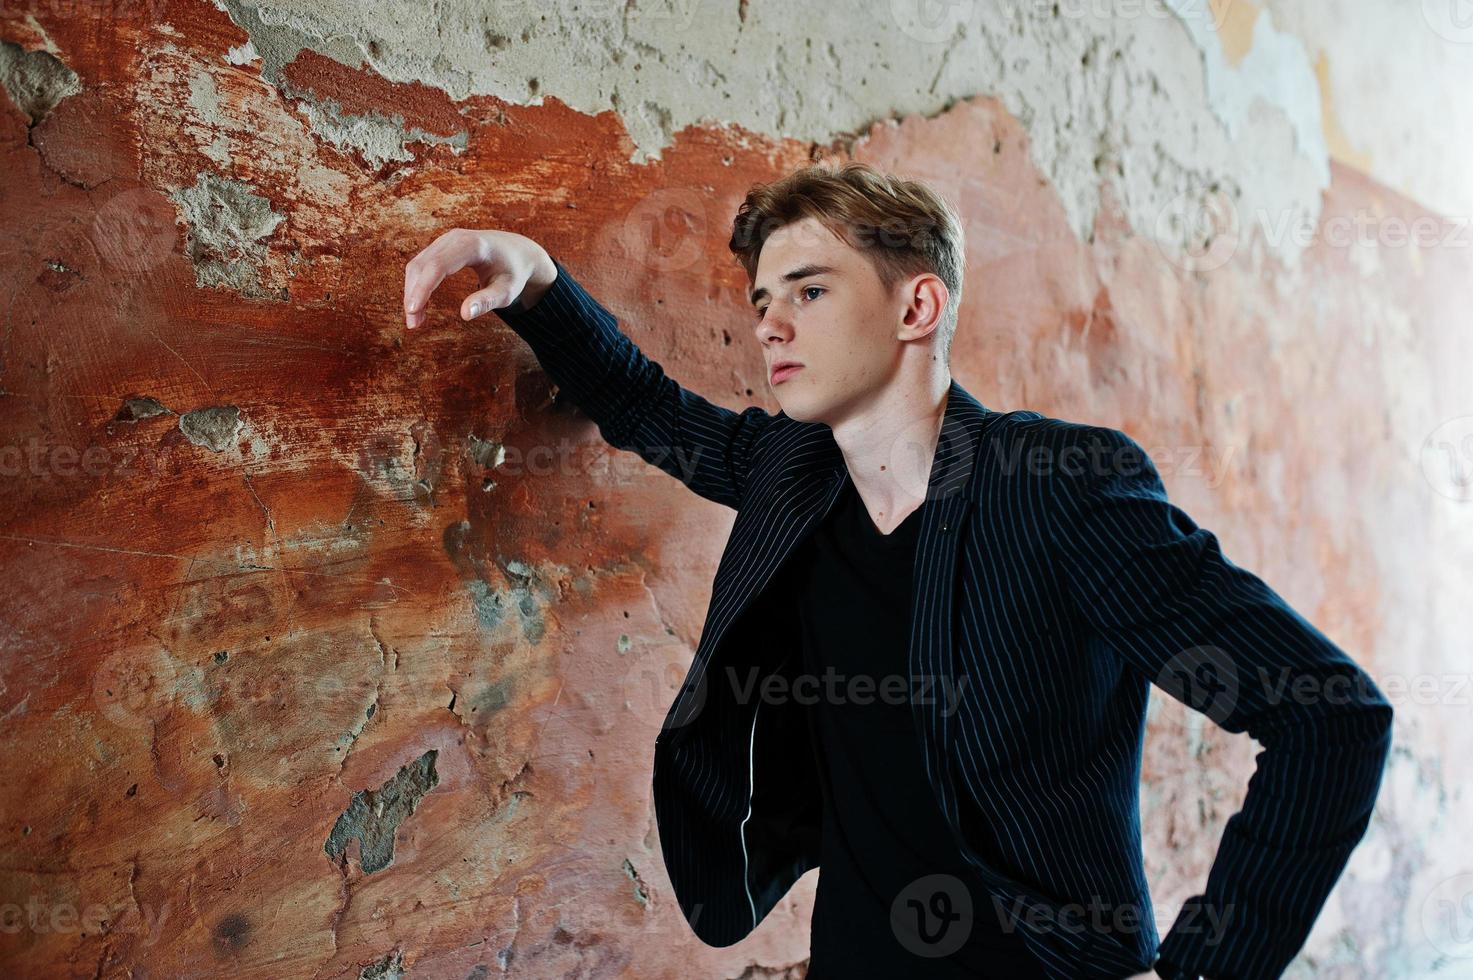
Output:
[{"xmin": 728, "ymin": 162, "xmax": 966, "ymax": 363}]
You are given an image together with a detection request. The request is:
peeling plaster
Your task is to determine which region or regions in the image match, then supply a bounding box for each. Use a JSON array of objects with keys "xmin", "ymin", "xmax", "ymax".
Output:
[
  {"xmin": 186, "ymin": 68, "xmax": 233, "ymax": 166},
  {"xmin": 168, "ymin": 172, "xmax": 286, "ymax": 297},
  {"xmin": 359, "ymin": 949, "xmax": 406, "ymax": 979},
  {"xmin": 324, "ymin": 749, "xmax": 440, "ymax": 874},
  {"xmin": 277, "ymin": 75, "xmax": 468, "ymax": 170},
  {"xmin": 115, "ymin": 395, "xmax": 173, "ymax": 422},
  {"xmin": 205, "ymin": 0, "xmax": 1334, "ymax": 266},
  {"xmin": 1269, "ymin": 0, "xmax": 1473, "ymax": 223},
  {"xmin": 179, "ymin": 404, "xmax": 245, "ymax": 452},
  {"xmin": 1167, "ymin": 0, "xmax": 1328, "ymax": 187},
  {"xmin": 0, "ymin": 38, "xmax": 81, "ymax": 125}
]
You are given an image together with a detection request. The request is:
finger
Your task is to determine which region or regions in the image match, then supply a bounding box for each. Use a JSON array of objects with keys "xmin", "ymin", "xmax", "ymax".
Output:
[
  {"xmin": 403, "ymin": 230, "xmax": 475, "ymax": 329},
  {"xmin": 463, "ymin": 271, "xmax": 521, "ymax": 320}
]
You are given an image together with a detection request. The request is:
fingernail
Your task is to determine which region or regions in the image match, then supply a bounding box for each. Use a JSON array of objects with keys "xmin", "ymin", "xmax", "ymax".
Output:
[{"xmin": 469, "ymin": 301, "xmax": 483, "ymax": 318}]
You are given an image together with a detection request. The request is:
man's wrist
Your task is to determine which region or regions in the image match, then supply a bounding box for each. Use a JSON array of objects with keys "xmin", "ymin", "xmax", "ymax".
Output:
[{"xmin": 515, "ymin": 250, "xmax": 558, "ymax": 311}]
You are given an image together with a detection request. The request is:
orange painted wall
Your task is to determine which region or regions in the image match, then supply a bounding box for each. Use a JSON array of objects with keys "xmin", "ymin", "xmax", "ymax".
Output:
[{"xmin": 1, "ymin": 4, "xmax": 1465, "ymax": 977}]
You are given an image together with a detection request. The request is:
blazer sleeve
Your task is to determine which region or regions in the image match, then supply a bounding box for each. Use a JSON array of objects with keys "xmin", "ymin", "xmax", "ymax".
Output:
[
  {"xmin": 1044, "ymin": 424, "xmax": 1394, "ymax": 980},
  {"xmin": 493, "ymin": 255, "xmax": 774, "ymax": 510}
]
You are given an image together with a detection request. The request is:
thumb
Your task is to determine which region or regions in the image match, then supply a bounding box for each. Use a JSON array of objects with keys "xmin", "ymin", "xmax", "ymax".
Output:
[{"xmin": 462, "ymin": 272, "xmax": 523, "ymax": 321}]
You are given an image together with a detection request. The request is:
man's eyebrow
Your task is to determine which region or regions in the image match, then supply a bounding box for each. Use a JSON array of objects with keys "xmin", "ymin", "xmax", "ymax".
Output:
[{"xmin": 749, "ymin": 264, "xmax": 839, "ymax": 306}]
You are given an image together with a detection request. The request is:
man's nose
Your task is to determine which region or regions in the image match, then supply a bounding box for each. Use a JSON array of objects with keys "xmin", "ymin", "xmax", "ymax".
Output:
[{"xmin": 757, "ymin": 308, "xmax": 793, "ymax": 345}]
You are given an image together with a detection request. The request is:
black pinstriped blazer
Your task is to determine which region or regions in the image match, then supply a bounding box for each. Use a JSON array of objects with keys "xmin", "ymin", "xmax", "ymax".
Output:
[{"xmin": 495, "ymin": 256, "xmax": 1394, "ymax": 980}]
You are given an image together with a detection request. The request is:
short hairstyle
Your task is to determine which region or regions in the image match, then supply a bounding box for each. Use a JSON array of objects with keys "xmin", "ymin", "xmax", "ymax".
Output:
[{"xmin": 728, "ymin": 161, "xmax": 966, "ymax": 363}]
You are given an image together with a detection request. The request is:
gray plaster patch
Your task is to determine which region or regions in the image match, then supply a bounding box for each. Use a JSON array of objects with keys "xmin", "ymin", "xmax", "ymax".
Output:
[
  {"xmin": 0, "ymin": 39, "xmax": 82, "ymax": 125},
  {"xmin": 324, "ymin": 749, "xmax": 440, "ymax": 874},
  {"xmin": 168, "ymin": 172, "xmax": 285, "ymax": 297},
  {"xmin": 179, "ymin": 404, "xmax": 244, "ymax": 451},
  {"xmin": 465, "ymin": 433, "xmax": 505, "ymax": 469},
  {"xmin": 186, "ymin": 68, "xmax": 233, "ymax": 167},
  {"xmin": 466, "ymin": 576, "xmax": 545, "ymax": 646},
  {"xmin": 208, "ymin": 0, "xmax": 1334, "ymax": 268},
  {"xmin": 115, "ymin": 395, "xmax": 172, "ymax": 422},
  {"xmin": 277, "ymin": 76, "xmax": 468, "ymax": 170},
  {"xmin": 360, "ymin": 950, "xmax": 406, "ymax": 979}
]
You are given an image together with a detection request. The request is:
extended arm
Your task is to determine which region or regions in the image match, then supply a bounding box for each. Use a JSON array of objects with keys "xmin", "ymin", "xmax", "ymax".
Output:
[
  {"xmin": 1045, "ymin": 424, "xmax": 1394, "ymax": 980},
  {"xmin": 493, "ymin": 255, "xmax": 774, "ymax": 510}
]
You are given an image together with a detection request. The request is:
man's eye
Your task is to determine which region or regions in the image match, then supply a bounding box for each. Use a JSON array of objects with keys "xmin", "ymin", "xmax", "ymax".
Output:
[
  {"xmin": 755, "ymin": 306, "xmax": 767, "ymax": 320},
  {"xmin": 803, "ymin": 286, "xmax": 824, "ymax": 301}
]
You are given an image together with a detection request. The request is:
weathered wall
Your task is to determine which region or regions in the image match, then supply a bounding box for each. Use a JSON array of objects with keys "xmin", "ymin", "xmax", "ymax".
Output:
[{"xmin": 1, "ymin": 0, "xmax": 1468, "ymax": 977}]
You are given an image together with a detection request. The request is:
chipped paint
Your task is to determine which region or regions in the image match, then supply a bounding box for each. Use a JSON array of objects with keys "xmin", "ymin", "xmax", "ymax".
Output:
[
  {"xmin": 168, "ymin": 173, "xmax": 286, "ymax": 296},
  {"xmin": 324, "ymin": 749, "xmax": 440, "ymax": 873},
  {"xmin": 0, "ymin": 38, "xmax": 80, "ymax": 124},
  {"xmin": 1, "ymin": 3, "xmax": 1467, "ymax": 978},
  {"xmin": 178, "ymin": 404, "xmax": 244, "ymax": 452},
  {"xmin": 197, "ymin": 0, "xmax": 1346, "ymax": 270}
]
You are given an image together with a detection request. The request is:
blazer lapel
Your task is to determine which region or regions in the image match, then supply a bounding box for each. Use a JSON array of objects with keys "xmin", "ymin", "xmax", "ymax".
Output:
[{"xmin": 660, "ymin": 379, "xmax": 993, "ymax": 741}]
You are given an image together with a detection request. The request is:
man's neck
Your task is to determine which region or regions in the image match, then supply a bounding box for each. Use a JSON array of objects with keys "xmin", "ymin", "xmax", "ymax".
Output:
[{"xmin": 828, "ymin": 371, "xmax": 951, "ymax": 532}]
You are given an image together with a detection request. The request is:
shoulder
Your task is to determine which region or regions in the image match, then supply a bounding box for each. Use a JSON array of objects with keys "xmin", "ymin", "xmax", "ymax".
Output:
[{"xmin": 968, "ymin": 409, "xmax": 1159, "ymax": 503}]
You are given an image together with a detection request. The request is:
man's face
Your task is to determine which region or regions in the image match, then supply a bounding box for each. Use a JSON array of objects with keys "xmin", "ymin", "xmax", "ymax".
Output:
[{"xmin": 749, "ymin": 216, "xmax": 911, "ymax": 426}]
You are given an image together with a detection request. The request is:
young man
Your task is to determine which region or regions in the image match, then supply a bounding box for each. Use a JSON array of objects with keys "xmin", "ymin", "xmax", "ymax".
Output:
[{"xmin": 402, "ymin": 163, "xmax": 1393, "ymax": 980}]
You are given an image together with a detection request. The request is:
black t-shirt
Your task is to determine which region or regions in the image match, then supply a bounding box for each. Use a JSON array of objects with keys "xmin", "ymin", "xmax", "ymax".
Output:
[{"xmin": 780, "ymin": 474, "xmax": 1045, "ymax": 979}]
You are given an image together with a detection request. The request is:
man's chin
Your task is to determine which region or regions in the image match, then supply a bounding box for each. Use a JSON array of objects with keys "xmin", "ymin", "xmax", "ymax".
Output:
[{"xmin": 773, "ymin": 398, "xmax": 825, "ymax": 426}]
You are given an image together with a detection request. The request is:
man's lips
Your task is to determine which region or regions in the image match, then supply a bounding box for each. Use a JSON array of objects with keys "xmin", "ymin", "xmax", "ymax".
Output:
[{"xmin": 770, "ymin": 362, "xmax": 804, "ymax": 384}]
